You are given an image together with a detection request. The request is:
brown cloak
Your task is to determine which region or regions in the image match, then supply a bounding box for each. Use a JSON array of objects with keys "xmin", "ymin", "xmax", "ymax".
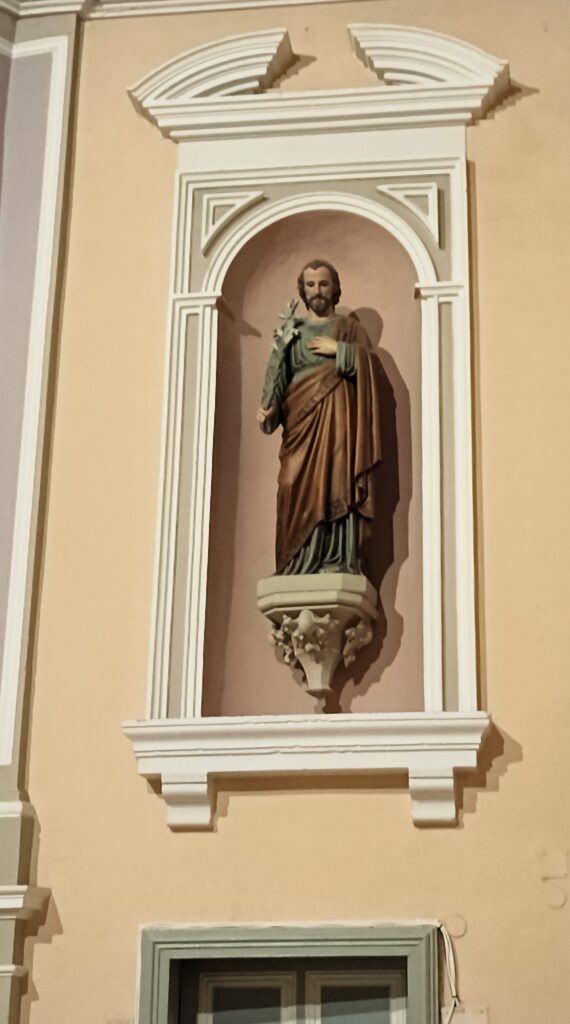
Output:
[{"xmin": 275, "ymin": 315, "xmax": 382, "ymax": 573}]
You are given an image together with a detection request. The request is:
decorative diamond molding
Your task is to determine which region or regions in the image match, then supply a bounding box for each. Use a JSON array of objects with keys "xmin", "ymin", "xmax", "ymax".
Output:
[
  {"xmin": 377, "ymin": 183, "xmax": 440, "ymax": 245},
  {"xmin": 86, "ymin": 0, "xmax": 374, "ymax": 19},
  {"xmin": 201, "ymin": 190, "xmax": 265, "ymax": 254},
  {"xmin": 349, "ymin": 23, "xmax": 509, "ymax": 114}
]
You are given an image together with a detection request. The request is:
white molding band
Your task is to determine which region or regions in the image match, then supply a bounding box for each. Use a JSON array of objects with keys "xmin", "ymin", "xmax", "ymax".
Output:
[
  {"xmin": 123, "ymin": 712, "xmax": 491, "ymax": 829},
  {"xmin": 86, "ymin": 0, "xmax": 379, "ymax": 20},
  {"xmin": 0, "ymin": 1, "xmax": 367, "ymax": 24},
  {"xmin": 416, "ymin": 278, "xmax": 477, "ymax": 712},
  {"xmin": 146, "ymin": 295, "xmax": 219, "ymax": 720},
  {"xmin": 0, "ymin": 0, "xmax": 85, "ymax": 14},
  {"xmin": 133, "ymin": 86, "xmax": 509, "ymax": 142},
  {"xmin": 0, "ymin": 36, "xmax": 70, "ymax": 766},
  {"xmin": 0, "ymin": 886, "xmax": 49, "ymax": 922},
  {"xmin": 417, "ymin": 286, "xmax": 443, "ymax": 713},
  {"xmin": 181, "ymin": 296, "xmax": 218, "ymax": 719}
]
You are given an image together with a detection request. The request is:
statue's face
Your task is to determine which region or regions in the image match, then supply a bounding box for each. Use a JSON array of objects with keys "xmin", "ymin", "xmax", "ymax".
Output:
[{"xmin": 302, "ymin": 266, "xmax": 335, "ymax": 316}]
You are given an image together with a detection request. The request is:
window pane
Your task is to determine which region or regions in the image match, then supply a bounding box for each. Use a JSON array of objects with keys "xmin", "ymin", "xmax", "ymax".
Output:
[
  {"xmin": 320, "ymin": 986, "xmax": 391, "ymax": 1024},
  {"xmin": 212, "ymin": 987, "xmax": 283, "ymax": 1024}
]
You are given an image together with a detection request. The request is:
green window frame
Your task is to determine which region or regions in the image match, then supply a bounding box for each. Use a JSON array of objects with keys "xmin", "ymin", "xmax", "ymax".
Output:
[{"xmin": 137, "ymin": 924, "xmax": 438, "ymax": 1024}]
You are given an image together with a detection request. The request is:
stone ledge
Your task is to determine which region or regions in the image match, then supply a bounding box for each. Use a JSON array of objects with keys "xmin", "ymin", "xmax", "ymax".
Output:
[{"xmin": 123, "ymin": 712, "xmax": 492, "ymax": 830}]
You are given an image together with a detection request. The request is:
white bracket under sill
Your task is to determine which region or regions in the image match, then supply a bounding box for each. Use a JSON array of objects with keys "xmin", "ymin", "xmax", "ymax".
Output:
[{"xmin": 123, "ymin": 712, "xmax": 491, "ymax": 830}]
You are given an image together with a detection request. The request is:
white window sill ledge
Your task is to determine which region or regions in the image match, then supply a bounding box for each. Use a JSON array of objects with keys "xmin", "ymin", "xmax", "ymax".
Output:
[{"xmin": 123, "ymin": 711, "xmax": 491, "ymax": 829}]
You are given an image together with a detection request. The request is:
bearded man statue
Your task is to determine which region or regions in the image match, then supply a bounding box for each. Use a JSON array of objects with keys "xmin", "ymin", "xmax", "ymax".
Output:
[{"xmin": 257, "ymin": 259, "xmax": 383, "ymax": 580}]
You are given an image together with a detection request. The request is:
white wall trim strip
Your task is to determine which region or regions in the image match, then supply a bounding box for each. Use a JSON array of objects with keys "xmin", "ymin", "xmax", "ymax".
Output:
[{"xmin": 0, "ymin": 35, "xmax": 70, "ymax": 765}]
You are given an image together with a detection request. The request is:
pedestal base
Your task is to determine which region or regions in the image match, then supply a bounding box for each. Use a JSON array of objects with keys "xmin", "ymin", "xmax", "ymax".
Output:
[{"xmin": 257, "ymin": 573, "xmax": 378, "ymax": 699}]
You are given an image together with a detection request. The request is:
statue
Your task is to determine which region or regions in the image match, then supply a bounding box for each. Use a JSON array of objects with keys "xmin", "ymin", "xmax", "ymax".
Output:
[{"xmin": 257, "ymin": 259, "xmax": 383, "ymax": 581}]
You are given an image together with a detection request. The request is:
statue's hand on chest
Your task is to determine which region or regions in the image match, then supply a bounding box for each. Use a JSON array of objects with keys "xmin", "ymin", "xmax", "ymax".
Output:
[{"xmin": 306, "ymin": 335, "xmax": 338, "ymax": 357}]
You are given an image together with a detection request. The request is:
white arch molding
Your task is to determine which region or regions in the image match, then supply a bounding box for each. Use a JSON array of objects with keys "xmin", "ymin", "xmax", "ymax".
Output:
[
  {"xmin": 123, "ymin": 23, "xmax": 508, "ymax": 829},
  {"xmin": 203, "ymin": 192, "xmax": 437, "ymax": 291},
  {"xmin": 192, "ymin": 192, "xmax": 443, "ymax": 718}
]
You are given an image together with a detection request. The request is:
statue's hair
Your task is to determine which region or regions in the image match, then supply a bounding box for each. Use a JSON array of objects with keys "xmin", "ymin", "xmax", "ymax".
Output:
[{"xmin": 297, "ymin": 259, "xmax": 341, "ymax": 308}]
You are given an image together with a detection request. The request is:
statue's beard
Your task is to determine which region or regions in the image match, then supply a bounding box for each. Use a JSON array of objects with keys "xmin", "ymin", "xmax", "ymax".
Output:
[{"xmin": 307, "ymin": 295, "xmax": 333, "ymax": 315}]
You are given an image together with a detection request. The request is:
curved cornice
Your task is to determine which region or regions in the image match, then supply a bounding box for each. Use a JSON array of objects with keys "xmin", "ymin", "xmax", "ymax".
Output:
[
  {"xmin": 130, "ymin": 24, "xmax": 511, "ymax": 141},
  {"xmin": 349, "ymin": 23, "xmax": 509, "ymax": 112},
  {"xmin": 130, "ymin": 28, "xmax": 294, "ymax": 123}
]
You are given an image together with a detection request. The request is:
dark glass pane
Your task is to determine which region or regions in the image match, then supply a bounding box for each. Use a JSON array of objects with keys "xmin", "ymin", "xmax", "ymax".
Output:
[
  {"xmin": 212, "ymin": 986, "xmax": 283, "ymax": 1024},
  {"xmin": 320, "ymin": 986, "xmax": 391, "ymax": 1024}
]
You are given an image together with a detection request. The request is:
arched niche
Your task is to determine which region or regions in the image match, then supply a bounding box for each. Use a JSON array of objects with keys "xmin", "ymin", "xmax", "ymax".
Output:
[
  {"xmin": 202, "ymin": 208, "xmax": 423, "ymax": 715},
  {"xmin": 124, "ymin": 22, "xmax": 509, "ymax": 828}
]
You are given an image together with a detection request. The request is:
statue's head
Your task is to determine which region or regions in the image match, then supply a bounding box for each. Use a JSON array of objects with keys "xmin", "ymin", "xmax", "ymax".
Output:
[{"xmin": 297, "ymin": 259, "xmax": 341, "ymax": 314}]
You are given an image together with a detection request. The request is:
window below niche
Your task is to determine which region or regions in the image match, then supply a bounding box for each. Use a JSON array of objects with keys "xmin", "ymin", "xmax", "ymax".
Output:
[
  {"xmin": 138, "ymin": 925, "xmax": 438, "ymax": 1024},
  {"xmin": 179, "ymin": 958, "xmax": 407, "ymax": 1024}
]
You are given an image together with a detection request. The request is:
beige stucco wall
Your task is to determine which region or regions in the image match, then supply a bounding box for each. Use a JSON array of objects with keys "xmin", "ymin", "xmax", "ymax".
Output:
[{"xmin": 24, "ymin": 1, "xmax": 570, "ymax": 1022}]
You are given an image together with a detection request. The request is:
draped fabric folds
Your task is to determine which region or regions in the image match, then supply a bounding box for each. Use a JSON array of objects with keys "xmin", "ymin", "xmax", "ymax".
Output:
[{"xmin": 274, "ymin": 315, "xmax": 383, "ymax": 574}]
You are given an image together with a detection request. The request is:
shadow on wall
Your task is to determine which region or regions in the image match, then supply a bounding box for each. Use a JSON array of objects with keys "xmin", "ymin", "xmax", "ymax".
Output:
[
  {"xmin": 458, "ymin": 722, "xmax": 523, "ymax": 825},
  {"xmin": 18, "ymin": 811, "xmax": 62, "ymax": 1024},
  {"xmin": 202, "ymin": 209, "xmax": 423, "ymax": 716},
  {"xmin": 326, "ymin": 306, "xmax": 412, "ymax": 714},
  {"xmin": 201, "ymin": 297, "xmax": 254, "ymax": 719},
  {"xmin": 20, "ymin": 895, "xmax": 63, "ymax": 1024}
]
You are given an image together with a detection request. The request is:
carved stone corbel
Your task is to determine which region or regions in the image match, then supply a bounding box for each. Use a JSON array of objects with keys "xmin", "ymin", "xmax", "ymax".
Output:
[{"xmin": 257, "ymin": 573, "xmax": 378, "ymax": 700}]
